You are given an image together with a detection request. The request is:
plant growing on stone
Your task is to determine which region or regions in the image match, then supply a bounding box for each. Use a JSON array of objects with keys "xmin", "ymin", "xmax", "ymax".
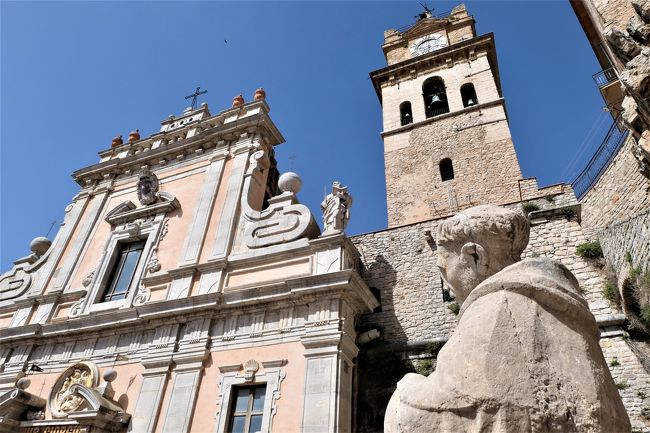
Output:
[
  {"xmin": 610, "ymin": 357, "xmax": 620, "ymax": 367},
  {"xmin": 447, "ymin": 302, "xmax": 460, "ymax": 315},
  {"xmin": 602, "ymin": 280, "xmax": 620, "ymax": 304},
  {"xmin": 625, "ymin": 251, "xmax": 633, "ymax": 264},
  {"xmin": 575, "ymin": 240, "xmax": 603, "ymax": 259},
  {"xmin": 415, "ymin": 358, "xmax": 434, "ymax": 376},
  {"xmin": 425, "ymin": 341, "xmax": 445, "ymax": 354},
  {"xmin": 561, "ymin": 208, "xmax": 577, "ymax": 221},
  {"xmin": 640, "ymin": 305, "xmax": 650, "ymax": 327},
  {"xmin": 521, "ymin": 202, "xmax": 540, "ymax": 214},
  {"xmin": 616, "ymin": 381, "xmax": 629, "ymax": 390},
  {"xmin": 638, "ymin": 391, "xmax": 647, "ymax": 400},
  {"xmin": 544, "ymin": 195, "xmax": 555, "ymax": 203}
]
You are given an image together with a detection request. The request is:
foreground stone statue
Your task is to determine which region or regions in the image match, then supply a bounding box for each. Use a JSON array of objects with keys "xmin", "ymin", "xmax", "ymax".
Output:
[{"xmin": 385, "ymin": 205, "xmax": 630, "ymax": 433}]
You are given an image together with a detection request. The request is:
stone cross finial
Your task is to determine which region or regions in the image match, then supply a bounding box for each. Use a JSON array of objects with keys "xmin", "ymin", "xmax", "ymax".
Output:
[{"xmin": 320, "ymin": 181, "xmax": 352, "ymax": 236}]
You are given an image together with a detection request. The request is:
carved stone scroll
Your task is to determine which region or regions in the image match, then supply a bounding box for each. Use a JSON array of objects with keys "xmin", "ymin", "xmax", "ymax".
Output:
[{"xmin": 240, "ymin": 151, "xmax": 319, "ymax": 248}]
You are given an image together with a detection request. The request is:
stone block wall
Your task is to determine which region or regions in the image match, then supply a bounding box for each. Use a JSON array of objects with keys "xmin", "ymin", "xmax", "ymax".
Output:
[
  {"xmin": 352, "ymin": 196, "xmax": 650, "ymax": 432},
  {"xmin": 600, "ymin": 336, "xmax": 650, "ymax": 432},
  {"xmin": 599, "ymin": 208, "xmax": 650, "ymax": 276},
  {"xmin": 384, "ymin": 104, "xmax": 524, "ymax": 227},
  {"xmin": 581, "ymin": 134, "xmax": 650, "ymax": 229}
]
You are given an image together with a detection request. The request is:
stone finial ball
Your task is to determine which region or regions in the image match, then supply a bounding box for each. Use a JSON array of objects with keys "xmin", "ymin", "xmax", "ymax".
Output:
[
  {"xmin": 103, "ymin": 369, "xmax": 117, "ymax": 383},
  {"xmin": 16, "ymin": 377, "xmax": 31, "ymax": 390},
  {"xmin": 30, "ymin": 237, "xmax": 52, "ymax": 256},
  {"xmin": 278, "ymin": 172, "xmax": 302, "ymax": 193}
]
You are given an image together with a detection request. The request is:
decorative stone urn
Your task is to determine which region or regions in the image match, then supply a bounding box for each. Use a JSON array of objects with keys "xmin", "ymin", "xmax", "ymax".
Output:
[
  {"xmin": 254, "ymin": 88, "xmax": 266, "ymax": 100},
  {"xmin": 111, "ymin": 135, "xmax": 123, "ymax": 147},
  {"xmin": 128, "ymin": 130, "xmax": 140, "ymax": 142},
  {"xmin": 278, "ymin": 172, "xmax": 302, "ymax": 194},
  {"xmin": 232, "ymin": 94, "xmax": 245, "ymax": 107}
]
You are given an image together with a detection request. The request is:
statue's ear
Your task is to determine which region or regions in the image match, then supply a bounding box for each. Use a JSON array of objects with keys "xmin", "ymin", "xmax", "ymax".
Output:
[{"xmin": 460, "ymin": 242, "xmax": 489, "ymax": 274}]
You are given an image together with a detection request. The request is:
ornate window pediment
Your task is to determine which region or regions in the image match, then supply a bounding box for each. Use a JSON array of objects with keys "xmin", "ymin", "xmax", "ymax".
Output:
[{"xmin": 104, "ymin": 191, "xmax": 179, "ymax": 226}]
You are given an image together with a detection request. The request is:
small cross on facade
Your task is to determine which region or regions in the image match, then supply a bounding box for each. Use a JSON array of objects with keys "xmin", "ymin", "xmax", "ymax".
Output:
[{"xmin": 185, "ymin": 86, "xmax": 208, "ymax": 110}]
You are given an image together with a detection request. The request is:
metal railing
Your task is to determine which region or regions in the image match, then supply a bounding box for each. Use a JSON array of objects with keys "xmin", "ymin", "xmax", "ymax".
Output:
[
  {"xmin": 396, "ymin": 10, "xmax": 453, "ymax": 32},
  {"xmin": 592, "ymin": 67, "xmax": 618, "ymax": 88},
  {"xmin": 572, "ymin": 115, "xmax": 629, "ymax": 199}
]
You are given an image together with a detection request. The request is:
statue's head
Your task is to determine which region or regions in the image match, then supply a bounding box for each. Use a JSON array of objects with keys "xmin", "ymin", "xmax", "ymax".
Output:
[{"xmin": 436, "ymin": 205, "xmax": 530, "ymax": 304}]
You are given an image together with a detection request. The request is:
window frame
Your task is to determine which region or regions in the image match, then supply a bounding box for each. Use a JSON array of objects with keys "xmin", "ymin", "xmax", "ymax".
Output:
[
  {"xmin": 101, "ymin": 239, "xmax": 146, "ymax": 303},
  {"xmin": 81, "ymin": 214, "xmax": 166, "ymax": 314},
  {"xmin": 227, "ymin": 384, "xmax": 267, "ymax": 433},
  {"xmin": 214, "ymin": 360, "xmax": 286, "ymax": 433}
]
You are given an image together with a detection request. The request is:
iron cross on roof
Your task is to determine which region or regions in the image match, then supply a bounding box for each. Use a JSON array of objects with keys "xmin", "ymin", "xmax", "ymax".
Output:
[{"xmin": 185, "ymin": 86, "xmax": 208, "ymax": 110}]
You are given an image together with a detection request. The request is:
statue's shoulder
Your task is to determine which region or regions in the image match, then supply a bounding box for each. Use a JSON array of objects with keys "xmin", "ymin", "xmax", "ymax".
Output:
[{"xmin": 461, "ymin": 258, "xmax": 587, "ymax": 317}]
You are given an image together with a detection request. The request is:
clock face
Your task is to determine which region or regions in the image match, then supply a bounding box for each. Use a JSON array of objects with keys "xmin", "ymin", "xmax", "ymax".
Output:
[{"xmin": 410, "ymin": 34, "xmax": 448, "ymax": 56}]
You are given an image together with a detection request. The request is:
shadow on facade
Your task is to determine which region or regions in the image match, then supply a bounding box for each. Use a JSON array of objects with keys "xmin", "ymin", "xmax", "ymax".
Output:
[{"xmin": 355, "ymin": 254, "xmax": 411, "ymax": 433}]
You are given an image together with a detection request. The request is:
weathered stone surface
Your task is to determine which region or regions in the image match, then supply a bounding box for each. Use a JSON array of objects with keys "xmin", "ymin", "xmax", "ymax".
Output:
[
  {"xmin": 581, "ymin": 134, "xmax": 650, "ymax": 228},
  {"xmin": 606, "ymin": 28, "xmax": 642, "ymax": 62},
  {"xmin": 385, "ymin": 205, "xmax": 630, "ymax": 432}
]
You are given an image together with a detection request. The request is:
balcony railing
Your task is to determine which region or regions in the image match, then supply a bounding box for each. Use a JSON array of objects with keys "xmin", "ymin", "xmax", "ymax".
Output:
[
  {"xmin": 593, "ymin": 67, "xmax": 618, "ymax": 88},
  {"xmin": 572, "ymin": 115, "xmax": 629, "ymax": 200}
]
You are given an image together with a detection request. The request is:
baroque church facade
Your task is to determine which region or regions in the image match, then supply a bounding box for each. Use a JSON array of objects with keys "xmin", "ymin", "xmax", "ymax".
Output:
[{"xmin": 1, "ymin": 3, "xmax": 650, "ymax": 433}]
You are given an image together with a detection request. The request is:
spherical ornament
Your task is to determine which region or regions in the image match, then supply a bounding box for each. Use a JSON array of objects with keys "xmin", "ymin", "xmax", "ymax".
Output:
[
  {"xmin": 30, "ymin": 237, "xmax": 52, "ymax": 256},
  {"xmin": 278, "ymin": 172, "xmax": 302, "ymax": 194},
  {"xmin": 16, "ymin": 377, "xmax": 31, "ymax": 390},
  {"xmin": 103, "ymin": 369, "xmax": 117, "ymax": 383}
]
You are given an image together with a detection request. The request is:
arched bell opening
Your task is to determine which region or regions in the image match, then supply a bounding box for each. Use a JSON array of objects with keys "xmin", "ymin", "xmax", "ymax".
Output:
[
  {"xmin": 400, "ymin": 101, "xmax": 413, "ymax": 126},
  {"xmin": 422, "ymin": 77, "xmax": 450, "ymax": 118},
  {"xmin": 461, "ymin": 83, "xmax": 479, "ymax": 108}
]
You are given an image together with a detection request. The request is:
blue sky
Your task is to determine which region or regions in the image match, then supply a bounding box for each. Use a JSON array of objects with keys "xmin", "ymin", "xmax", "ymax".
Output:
[{"xmin": 1, "ymin": 1, "xmax": 610, "ymax": 271}]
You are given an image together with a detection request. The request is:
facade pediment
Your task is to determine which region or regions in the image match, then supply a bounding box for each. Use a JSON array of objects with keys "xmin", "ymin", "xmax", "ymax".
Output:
[{"xmin": 104, "ymin": 192, "xmax": 180, "ymax": 226}]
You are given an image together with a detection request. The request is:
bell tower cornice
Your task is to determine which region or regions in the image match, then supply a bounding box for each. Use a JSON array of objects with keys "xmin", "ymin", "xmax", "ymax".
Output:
[
  {"xmin": 371, "ymin": 33, "xmax": 501, "ymax": 103},
  {"xmin": 72, "ymin": 99, "xmax": 284, "ymax": 187}
]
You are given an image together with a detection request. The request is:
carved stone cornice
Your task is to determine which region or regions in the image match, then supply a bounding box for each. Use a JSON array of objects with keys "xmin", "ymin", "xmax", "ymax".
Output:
[{"xmin": 72, "ymin": 100, "xmax": 284, "ymax": 187}]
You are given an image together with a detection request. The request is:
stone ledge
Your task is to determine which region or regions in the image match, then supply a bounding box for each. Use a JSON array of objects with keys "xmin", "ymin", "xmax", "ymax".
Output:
[{"xmin": 529, "ymin": 203, "xmax": 582, "ymax": 224}]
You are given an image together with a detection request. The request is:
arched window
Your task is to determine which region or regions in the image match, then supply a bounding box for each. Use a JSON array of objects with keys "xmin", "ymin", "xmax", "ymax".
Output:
[
  {"xmin": 461, "ymin": 83, "xmax": 478, "ymax": 108},
  {"xmin": 422, "ymin": 77, "xmax": 449, "ymax": 118},
  {"xmin": 400, "ymin": 101, "xmax": 413, "ymax": 126},
  {"xmin": 439, "ymin": 158, "xmax": 454, "ymax": 181}
]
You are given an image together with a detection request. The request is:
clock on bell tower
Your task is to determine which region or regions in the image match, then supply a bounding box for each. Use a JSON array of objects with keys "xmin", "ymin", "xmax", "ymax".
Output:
[{"xmin": 371, "ymin": 4, "xmax": 526, "ymax": 227}]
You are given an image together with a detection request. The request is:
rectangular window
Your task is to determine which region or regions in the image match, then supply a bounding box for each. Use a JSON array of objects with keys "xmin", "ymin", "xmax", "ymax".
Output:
[
  {"xmin": 101, "ymin": 240, "xmax": 146, "ymax": 302},
  {"xmin": 228, "ymin": 385, "xmax": 266, "ymax": 433}
]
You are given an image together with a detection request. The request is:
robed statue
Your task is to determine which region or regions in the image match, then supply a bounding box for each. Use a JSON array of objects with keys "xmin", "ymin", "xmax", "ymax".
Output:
[{"xmin": 385, "ymin": 205, "xmax": 630, "ymax": 433}]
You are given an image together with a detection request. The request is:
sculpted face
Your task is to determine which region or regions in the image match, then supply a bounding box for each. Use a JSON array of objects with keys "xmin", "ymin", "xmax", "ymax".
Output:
[
  {"xmin": 437, "ymin": 239, "xmax": 494, "ymax": 304},
  {"xmin": 437, "ymin": 242, "xmax": 473, "ymax": 304}
]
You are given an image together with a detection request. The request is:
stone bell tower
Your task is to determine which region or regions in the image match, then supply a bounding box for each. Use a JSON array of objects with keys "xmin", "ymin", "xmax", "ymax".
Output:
[{"xmin": 370, "ymin": 4, "xmax": 525, "ymax": 227}]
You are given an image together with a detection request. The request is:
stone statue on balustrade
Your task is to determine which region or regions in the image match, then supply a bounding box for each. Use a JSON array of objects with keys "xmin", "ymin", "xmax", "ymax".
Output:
[
  {"xmin": 321, "ymin": 181, "xmax": 352, "ymax": 236},
  {"xmin": 385, "ymin": 205, "xmax": 630, "ymax": 433}
]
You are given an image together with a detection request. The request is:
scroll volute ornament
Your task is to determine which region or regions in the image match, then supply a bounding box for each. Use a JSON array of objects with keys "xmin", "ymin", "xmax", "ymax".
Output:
[{"xmin": 49, "ymin": 361, "xmax": 99, "ymax": 418}]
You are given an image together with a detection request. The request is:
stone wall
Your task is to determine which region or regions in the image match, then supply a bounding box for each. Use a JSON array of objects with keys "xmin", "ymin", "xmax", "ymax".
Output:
[
  {"xmin": 600, "ymin": 336, "xmax": 650, "ymax": 432},
  {"xmin": 384, "ymin": 104, "xmax": 524, "ymax": 227},
  {"xmin": 352, "ymin": 197, "xmax": 650, "ymax": 432},
  {"xmin": 599, "ymin": 208, "xmax": 650, "ymax": 276},
  {"xmin": 581, "ymin": 134, "xmax": 650, "ymax": 229},
  {"xmin": 598, "ymin": 210, "xmax": 650, "ymax": 274}
]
